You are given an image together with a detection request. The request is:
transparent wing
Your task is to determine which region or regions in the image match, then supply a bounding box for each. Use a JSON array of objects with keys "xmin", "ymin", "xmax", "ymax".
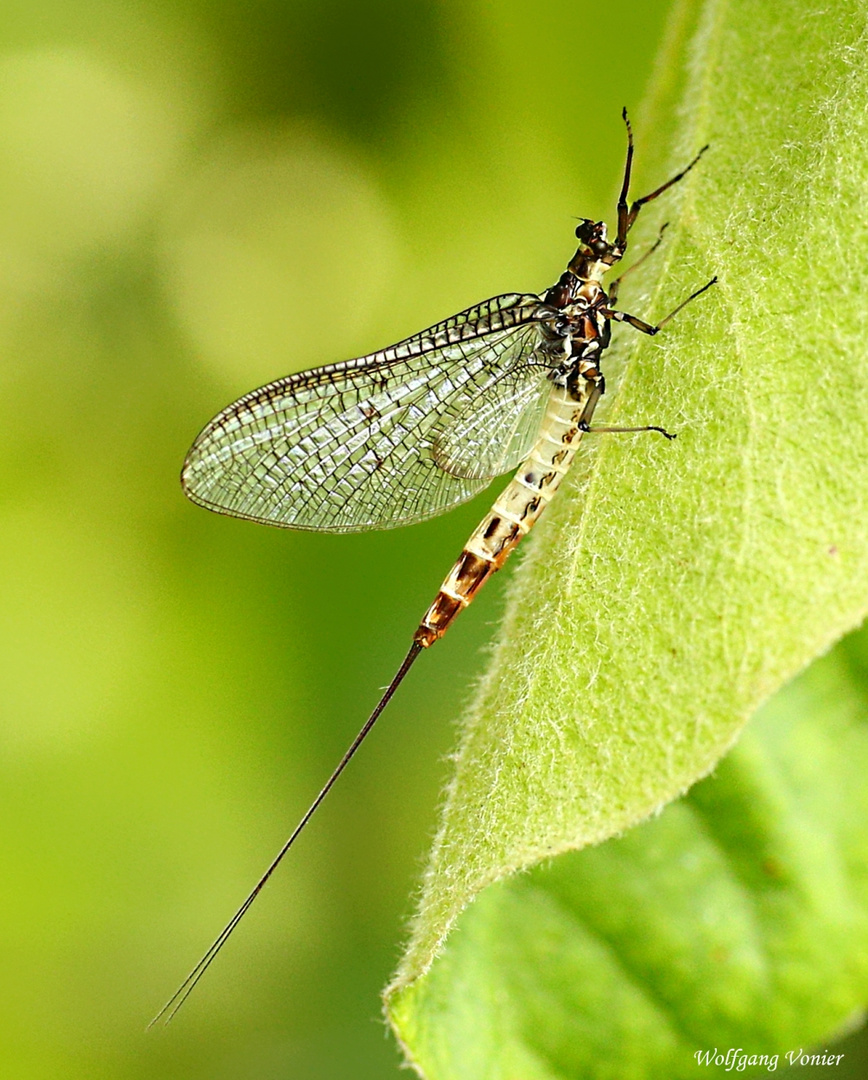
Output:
[
  {"xmin": 430, "ymin": 367, "xmax": 552, "ymax": 480},
  {"xmin": 181, "ymin": 293, "xmax": 553, "ymax": 533}
]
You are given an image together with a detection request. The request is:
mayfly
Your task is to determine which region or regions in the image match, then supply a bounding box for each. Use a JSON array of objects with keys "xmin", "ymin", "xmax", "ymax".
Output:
[{"xmin": 154, "ymin": 111, "xmax": 715, "ymax": 1024}]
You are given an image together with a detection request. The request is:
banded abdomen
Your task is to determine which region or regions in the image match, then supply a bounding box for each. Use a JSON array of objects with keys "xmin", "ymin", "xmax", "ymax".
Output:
[{"xmin": 414, "ymin": 374, "xmax": 601, "ymax": 647}]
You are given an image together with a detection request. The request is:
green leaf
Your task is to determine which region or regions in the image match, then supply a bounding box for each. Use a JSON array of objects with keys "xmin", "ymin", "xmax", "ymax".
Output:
[
  {"xmin": 390, "ymin": 628, "xmax": 868, "ymax": 1078},
  {"xmin": 387, "ymin": 0, "xmax": 868, "ymax": 1072}
]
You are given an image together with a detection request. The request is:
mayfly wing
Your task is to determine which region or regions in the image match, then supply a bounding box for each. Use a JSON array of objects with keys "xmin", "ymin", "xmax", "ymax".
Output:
[
  {"xmin": 181, "ymin": 293, "xmax": 552, "ymax": 533},
  {"xmin": 429, "ymin": 365, "xmax": 552, "ymax": 481}
]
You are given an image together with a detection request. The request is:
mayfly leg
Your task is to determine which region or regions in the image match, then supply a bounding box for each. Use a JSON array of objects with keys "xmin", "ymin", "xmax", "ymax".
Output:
[
  {"xmin": 608, "ymin": 222, "xmax": 669, "ymax": 306},
  {"xmin": 616, "ymin": 106, "xmax": 708, "ymax": 249},
  {"xmin": 603, "ymin": 275, "xmax": 718, "ymax": 337},
  {"xmin": 581, "ymin": 421, "xmax": 677, "ymax": 440},
  {"xmin": 591, "ymin": 277, "xmax": 717, "ymax": 442},
  {"xmin": 602, "ymin": 108, "xmax": 714, "ymax": 347}
]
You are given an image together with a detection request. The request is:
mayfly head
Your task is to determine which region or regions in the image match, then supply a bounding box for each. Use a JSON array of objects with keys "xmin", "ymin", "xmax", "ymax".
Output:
[
  {"xmin": 574, "ymin": 218, "xmax": 609, "ymax": 255},
  {"xmin": 569, "ymin": 219, "xmax": 619, "ymax": 280}
]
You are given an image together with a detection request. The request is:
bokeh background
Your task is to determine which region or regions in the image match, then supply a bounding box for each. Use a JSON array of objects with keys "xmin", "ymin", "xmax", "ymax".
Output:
[{"xmin": 3, "ymin": 1, "xmax": 865, "ymax": 1077}]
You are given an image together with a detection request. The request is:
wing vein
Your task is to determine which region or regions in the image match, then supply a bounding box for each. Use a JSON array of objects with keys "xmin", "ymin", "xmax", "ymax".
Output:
[{"xmin": 182, "ymin": 295, "xmax": 554, "ymax": 533}]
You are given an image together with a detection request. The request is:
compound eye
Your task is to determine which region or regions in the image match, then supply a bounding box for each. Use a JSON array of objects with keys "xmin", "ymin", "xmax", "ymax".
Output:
[{"xmin": 574, "ymin": 219, "xmax": 595, "ymax": 242}]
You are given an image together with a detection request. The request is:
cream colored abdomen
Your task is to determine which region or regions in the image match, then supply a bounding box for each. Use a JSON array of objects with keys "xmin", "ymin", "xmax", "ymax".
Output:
[{"xmin": 415, "ymin": 381, "xmax": 593, "ymax": 646}]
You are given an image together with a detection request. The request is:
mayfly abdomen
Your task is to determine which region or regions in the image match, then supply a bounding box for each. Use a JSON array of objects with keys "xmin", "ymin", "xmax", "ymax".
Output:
[{"xmin": 414, "ymin": 382, "xmax": 595, "ymax": 647}]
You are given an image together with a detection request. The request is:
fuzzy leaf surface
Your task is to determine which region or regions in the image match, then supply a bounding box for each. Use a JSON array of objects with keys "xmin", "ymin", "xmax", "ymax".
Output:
[{"xmin": 388, "ymin": 0, "xmax": 868, "ymax": 1073}]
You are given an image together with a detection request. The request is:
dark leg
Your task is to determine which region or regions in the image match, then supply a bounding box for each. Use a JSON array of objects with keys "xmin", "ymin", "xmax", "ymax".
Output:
[
  {"xmin": 580, "ymin": 420, "xmax": 676, "ymax": 440},
  {"xmin": 608, "ymin": 222, "xmax": 669, "ymax": 305},
  {"xmin": 600, "ymin": 313, "xmax": 612, "ymax": 350},
  {"xmin": 615, "ymin": 107, "xmax": 709, "ymax": 249},
  {"xmin": 615, "ymin": 108, "xmax": 636, "ymax": 251},
  {"xmin": 603, "ymin": 276, "xmax": 717, "ymax": 336}
]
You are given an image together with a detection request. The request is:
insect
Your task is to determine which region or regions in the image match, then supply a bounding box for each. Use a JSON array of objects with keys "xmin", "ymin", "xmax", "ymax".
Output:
[{"xmin": 153, "ymin": 110, "xmax": 715, "ymax": 1024}]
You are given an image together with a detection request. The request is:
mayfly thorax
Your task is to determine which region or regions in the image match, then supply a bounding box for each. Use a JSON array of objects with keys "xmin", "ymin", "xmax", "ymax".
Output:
[{"xmin": 153, "ymin": 109, "xmax": 716, "ymax": 1025}]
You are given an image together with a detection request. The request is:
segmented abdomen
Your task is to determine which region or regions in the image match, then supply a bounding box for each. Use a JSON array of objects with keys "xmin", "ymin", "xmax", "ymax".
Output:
[{"xmin": 414, "ymin": 379, "xmax": 597, "ymax": 647}]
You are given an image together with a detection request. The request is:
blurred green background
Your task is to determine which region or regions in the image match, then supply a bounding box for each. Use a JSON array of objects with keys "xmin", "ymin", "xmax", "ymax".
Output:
[{"xmin": 5, "ymin": 1, "xmax": 864, "ymax": 1077}]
